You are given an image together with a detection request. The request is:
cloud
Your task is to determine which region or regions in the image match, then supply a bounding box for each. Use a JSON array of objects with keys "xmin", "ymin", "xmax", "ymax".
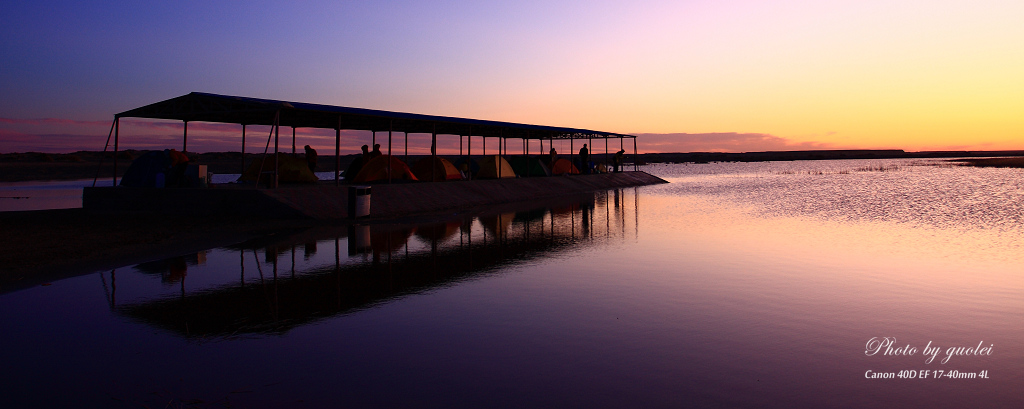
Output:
[
  {"xmin": 634, "ymin": 132, "xmax": 832, "ymax": 153},
  {"xmin": 0, "ymin": 118, "xmax": 111, "ymax": 127}
]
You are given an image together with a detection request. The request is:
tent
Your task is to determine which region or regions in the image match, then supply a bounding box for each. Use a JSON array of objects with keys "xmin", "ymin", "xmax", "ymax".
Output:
[
  {"xmin": 550, "ymin": 158, "xmax": 580, "ymax": 175},
  {"xmin": 120, "ymin": 149, "xmax": 193, "ymax": 187},
  {"xmin": 411, "ymin": 157, "xmax": 462, "ymax": 181},
  {"xmin": 452, "ymin": 157, "xmax": 479, "ymax": 178},
  {"xmin": 239, "ymin": 153, "xmax": 319, "ymax": 183},
  {"xmin": 508, "ymin": 156, "xmax": 550, "ymax": 177},
  {"xmin": 351, "ymin": 155, "xmax": 418, "ymax": 183},
  {"xmin": 476, "ymin": 155, "xmax": 517, "ymax": 179}
]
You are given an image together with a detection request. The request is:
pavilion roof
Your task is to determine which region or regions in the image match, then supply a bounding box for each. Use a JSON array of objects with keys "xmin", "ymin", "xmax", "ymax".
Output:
[{"xmin": 118, "ymin": 92, "xmax": 635, "ymax": 140}]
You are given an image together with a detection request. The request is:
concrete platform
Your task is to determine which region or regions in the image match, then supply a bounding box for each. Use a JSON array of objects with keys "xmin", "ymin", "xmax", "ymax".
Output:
[{"xmin": 84, "ymin": 171, "xmax": 667, "ymax": 220}]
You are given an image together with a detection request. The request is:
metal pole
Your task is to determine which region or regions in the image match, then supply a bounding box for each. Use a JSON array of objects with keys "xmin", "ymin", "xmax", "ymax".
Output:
[
  {"xmin": 431, "ymin": 124, "xmax": 437, "ymax": 182},
  {"xmin": 404, "ymin": 131, "xmax": 408, "ymax": 164},
  {"xmin": 570, "ymin": 138, "xmax": 574, "ymax": 174},
  {"xmin": 292, "ymin": 127, "xmax": 296, "ymax": 154},
  {"xmin": 605, "ymin": 137, "xmax": 608, "ymax": 171},
  {"xmin": 182, "ymin": 121, "xmax": 188, "ymax": 153},
  {"xmin": 626, "ymin": 136, "xmax": 634, "ymax": 171},
  {"xmin": 388, "ymin": 120, "xmax": 393, "ymax": 184},
  {"xmin": 241, "ymin": 124, "xmax": 247, "ymax": 174},
  {"xmin": 335, "ymin": 116, "xmax": 341, "ymax": 185},
  {"xmin": 372, "ymin": 130, "xmax": 376, "ymax": 147},
  {"xmin": 113, "ymin": 117, "xmax": 119, "ymax": 186},
  {"xmin": 274, "ymin": 116, "xmax": 280, "ymax": 188},
  {"xmin": 498, "ymin": 129, "xmax": 502, "ymax": 178},
  {"xmin": 92, "ymin": 118, "xmax": 117, "ymax": 187}
]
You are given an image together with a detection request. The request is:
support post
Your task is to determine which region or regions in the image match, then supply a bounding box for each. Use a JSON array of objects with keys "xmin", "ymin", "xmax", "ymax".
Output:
[
  {"xmin": 241, "ymin": 124, "xmax": 247, "ymax": 174},
  {"xmin": 431, "ymin": 124, "xmax": 437, "ymax": 182},
  {"xmin": 335, "ymin": 116, "xmax": 341, "ymax": 185},
  {"xmin": 292, "ymin": 127, "xmax": 296, "ymax": 154},
  {"xmin": 183, "ymin": 121, "xmax": 188, "ymax": 153},
  {"xmin": 274, "ymin": 117, "xmax": 280, "ymax": 188},
  {"xmin": 633, "ymin": 137, "xmax": 638, "ymax": 171},
  {"xmin": 92, "ymin": 117, "xmax": 117, "ymax": 187},
  {"xmin": 113, "ymin": 117, "xmax": 119, "ymax": 186},
  {"xmin": 388, "ymin": 120, "xmax": 393, "ymax": 184},
  {"xmin": 404, "ymin": 131, "xmax": 408, "ymax": 164}
]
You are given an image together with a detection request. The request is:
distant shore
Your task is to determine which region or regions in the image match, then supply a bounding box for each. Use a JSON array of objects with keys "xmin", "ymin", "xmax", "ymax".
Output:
[
  {"xmin": 3, "ymin": 149, "xmax": 1023, "ymax": 183},
  {"xmin": 638, "ymin": 149, "xmax": 1024, "ymax": 165}
]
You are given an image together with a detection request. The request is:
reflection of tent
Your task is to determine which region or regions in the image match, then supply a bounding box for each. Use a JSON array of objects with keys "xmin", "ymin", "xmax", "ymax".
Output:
[
  {"xmin": 551, "ymin": 158, "xmax": 579, "ymax": 175},
  {"xmin": 411, "ymin": 157, "xmax": 461, "ymax": 181},
  {"xmin": 371, "ymin": 225, "xmax": 416, "ymax": 254},
  {"xmin": 413, "ymin": 221, "xmax": 461, "ymax": 243},
  {"xmin": 239, "ymin": 153, "xmax": 318, "ymax": 183},
  {"xmin": 479, "ymin": 213, "xmax": 514, "ymax": 236},
  {"xmin": 351, "ymin": 155, "xmax": 418, "ymax": 183},
  {"xmin": 476, "ymin": 155, "xmax": 516, "ymax": 179},
  {"xmin": 508, "ymin": 156, "xmax": 550, "ymax": 177}
]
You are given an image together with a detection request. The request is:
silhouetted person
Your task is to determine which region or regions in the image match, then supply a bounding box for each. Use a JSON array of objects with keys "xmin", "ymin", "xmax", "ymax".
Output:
[
  {"xmin": 304, "ymin": 145, "xmax": 317, "ymax": 172},
  {"xmin": 613, "ymin": 149, "xmax": 625, "ymax": 173},
  {"xmin": 579, "ymin": 144, "xmax": 590, "ymax": 174},
  {"xmin": 369, "ymin": 144, "xmax": 383, "ymax": 160},
  {"xmin": 549, "ymin": 147, "xmax": 557, "ymax": 169},
  {"xmin": 344, "ymin": 145, "xmax": 370, "ymax": 182}
]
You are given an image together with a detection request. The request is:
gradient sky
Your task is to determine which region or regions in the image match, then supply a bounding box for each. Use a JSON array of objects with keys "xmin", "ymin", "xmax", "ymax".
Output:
[{"xmin": 2, "ymin": 0, "xmax": 1022, "ymax": 153}]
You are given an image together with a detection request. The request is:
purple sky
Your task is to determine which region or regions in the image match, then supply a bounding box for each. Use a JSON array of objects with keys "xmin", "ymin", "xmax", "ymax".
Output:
[{"xmin": 2, "ymin": 1, "xmax": 1022, "ymax": 153}]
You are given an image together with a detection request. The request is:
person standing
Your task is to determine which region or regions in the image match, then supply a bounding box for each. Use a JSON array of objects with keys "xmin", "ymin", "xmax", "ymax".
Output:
[
  {"xmin": 579, "ymin": 144, "xmax": 590, "ymax": 174},
  {"xmin": 304, "ymin": 145, "xmax": 318, "ymax": 172},
  {"xmin": 613, "ymin": 149, "xmax": 625, "ymax": 173}
]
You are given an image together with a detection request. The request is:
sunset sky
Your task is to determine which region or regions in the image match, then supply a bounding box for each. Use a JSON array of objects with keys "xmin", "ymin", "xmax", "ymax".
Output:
[{"xmin": 2, "ymin": 0, "xmax": 1022, "ymax": 153}]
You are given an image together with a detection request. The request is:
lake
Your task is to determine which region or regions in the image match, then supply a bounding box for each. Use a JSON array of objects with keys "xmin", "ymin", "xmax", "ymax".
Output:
[{"xmin": 1, "ymin": 159, "xmax": 1021, "ymax": 408}]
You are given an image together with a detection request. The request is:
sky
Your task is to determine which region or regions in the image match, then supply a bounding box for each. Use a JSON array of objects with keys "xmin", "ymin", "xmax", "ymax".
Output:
[{"xmin": 2, "ymin": 0, "xmax": 1022, "ymax": 154}]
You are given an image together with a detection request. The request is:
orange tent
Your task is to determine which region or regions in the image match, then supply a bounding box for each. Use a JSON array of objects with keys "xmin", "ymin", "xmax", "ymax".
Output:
[
  {"xmin": 411, "ymin": 157, "xmax": 461, "ymax": 181},
  {"xmin": 551, "ymin": 158, "xmax": 580, "ymax": 175},
  {"xmin": 238, "ymin": 153, "xmax": 318, "ymax": 183},
  {"xmin": 476, "ymin": 155, "xmax": 517, "ymax": 179},
  {"xmin": 351, "ymin": 155, "xmax": 418, "ymax": 183}
]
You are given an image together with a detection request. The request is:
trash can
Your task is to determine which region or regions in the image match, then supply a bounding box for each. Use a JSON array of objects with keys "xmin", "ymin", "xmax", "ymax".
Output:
[{"xmin": 348, "ymin": 185, "xmax": 371, "ymax": 218}]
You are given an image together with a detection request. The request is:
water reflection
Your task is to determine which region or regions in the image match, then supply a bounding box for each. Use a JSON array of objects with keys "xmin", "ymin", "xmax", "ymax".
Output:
[{"xmin": 110, "ymin": 189, "xmax": 641, "ymax": 338}]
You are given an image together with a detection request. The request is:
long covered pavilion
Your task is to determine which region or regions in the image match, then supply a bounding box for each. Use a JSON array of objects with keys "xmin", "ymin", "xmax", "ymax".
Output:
[{"xmin": 104, "ymin": 92, "xmax": 639, "ymax": 186}]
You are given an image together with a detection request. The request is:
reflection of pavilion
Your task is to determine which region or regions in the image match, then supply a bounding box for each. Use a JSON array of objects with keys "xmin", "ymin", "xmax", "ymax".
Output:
[{"xmin": 112, "ymin": 189, "xmax": 641, "ymax": 338}]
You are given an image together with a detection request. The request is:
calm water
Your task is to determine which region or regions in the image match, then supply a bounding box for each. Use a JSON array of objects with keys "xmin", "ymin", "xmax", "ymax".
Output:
[
  {"xmin": 0, "ymin": 172, "xmax": 336, "ymax": 212},
  {"xmin": 2, "ymin": 159, "xmax": 1021, "ymax": 408}
]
